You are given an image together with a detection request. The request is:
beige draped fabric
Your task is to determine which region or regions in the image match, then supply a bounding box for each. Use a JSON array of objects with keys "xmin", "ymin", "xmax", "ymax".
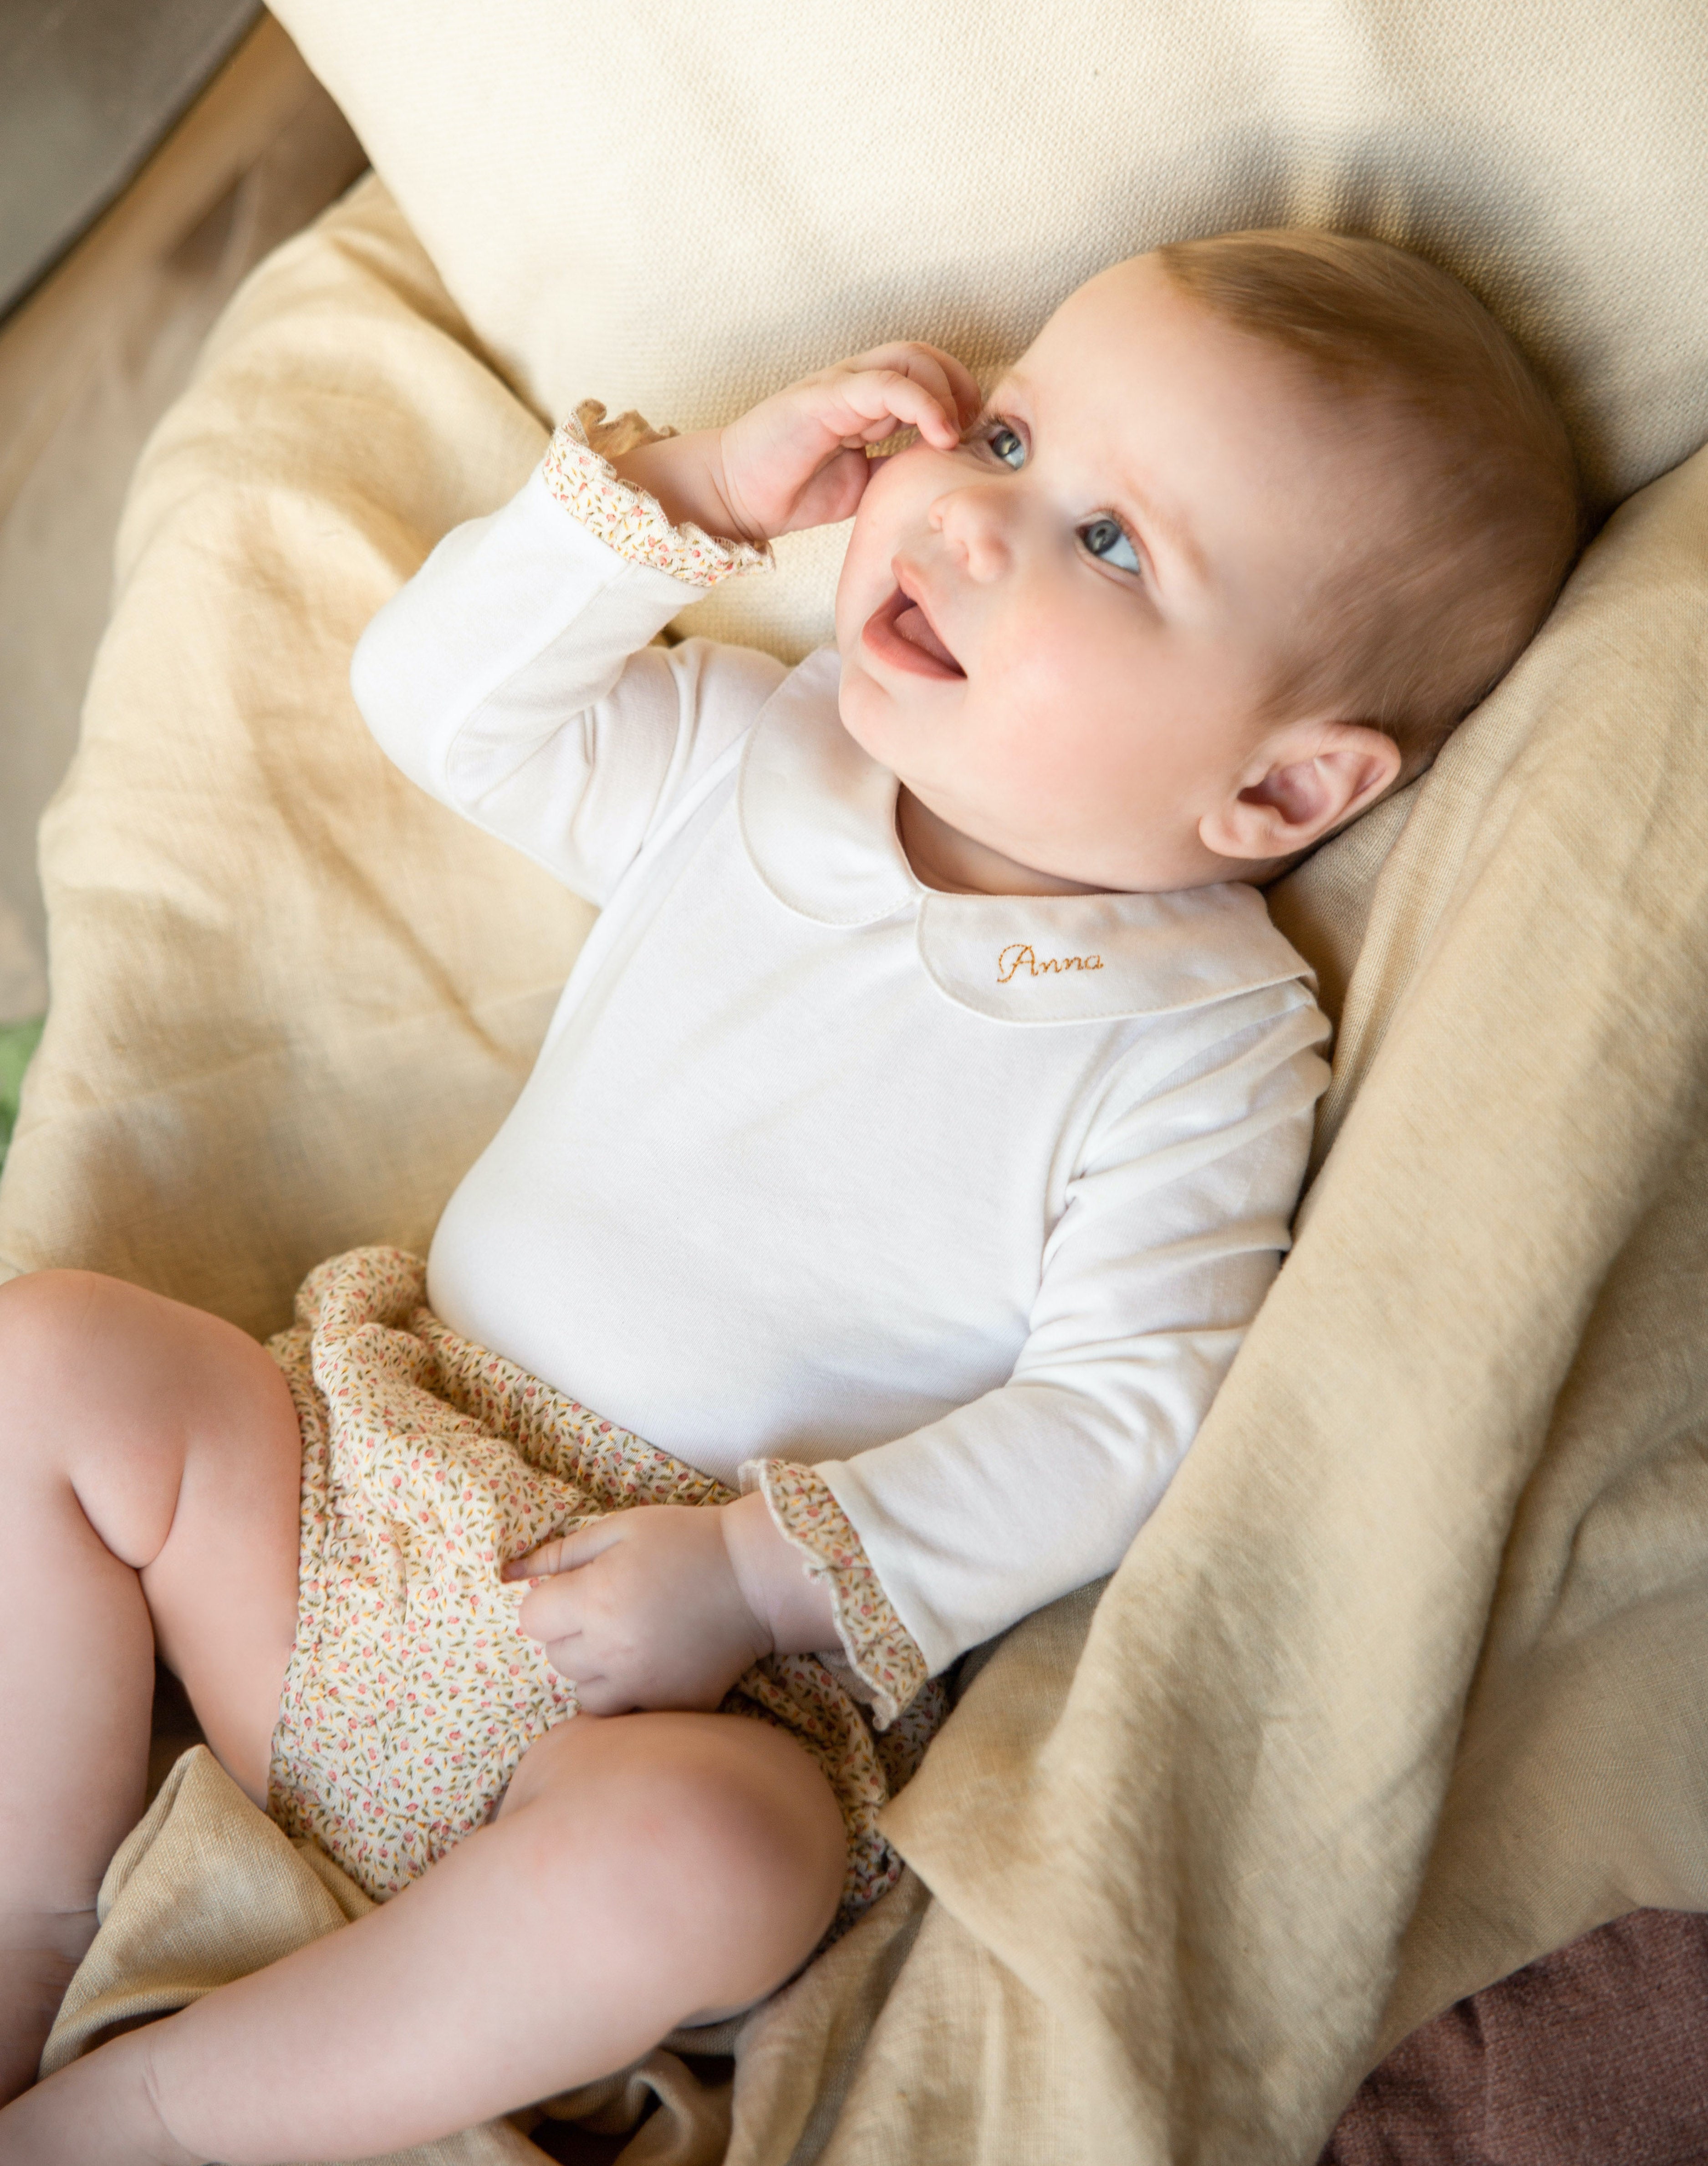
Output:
[{"xmin": 8, "ymin": 0, "xmax": 1708, "ymax": 2150}]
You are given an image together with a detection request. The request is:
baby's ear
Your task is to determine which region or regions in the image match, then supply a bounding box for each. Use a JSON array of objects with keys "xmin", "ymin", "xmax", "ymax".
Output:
[{"xmin": 1201, "ymin": 722, "xmax": 1402, "ymax": 862}]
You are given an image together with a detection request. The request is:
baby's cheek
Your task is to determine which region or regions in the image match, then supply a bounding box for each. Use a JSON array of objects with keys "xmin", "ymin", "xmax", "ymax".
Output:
[
  {"xmin": 846, "ymin": 442, "xmax": 938, "ymax": 556},
  {"xmin": 836, "ymin": 483, "xmax": 902, "ymax": 622},
  {"xmin": 981, "ymin": 598, "xmax": 1078, "ymax": 711},
  {"xmin": 985, "ymin": 622, "xmax": 1129, "ymax": 782},
  {"xmin": 831, "ymin": 553, "xmax": 874, "ymax": 652}
]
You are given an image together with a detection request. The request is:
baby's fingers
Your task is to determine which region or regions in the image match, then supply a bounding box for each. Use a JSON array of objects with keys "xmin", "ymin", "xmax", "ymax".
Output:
[
  {"xmin": 515, "ymin": 1571, "xmax": 586, "ymax": 1645},
  {"xmin": 567, "ymin": 1676, "xmax": 635, "ymax": 1717},
  {"xmin": 833, "ymin": 367, "xmax": 962, "ymax": 449},
  {"xmin": 502, "ymin": 1518, "xmax": 610, "ymax": 1581},
  {"xmin": 847, "ymin": 342, "xmax": 982, "ymax": 431}
]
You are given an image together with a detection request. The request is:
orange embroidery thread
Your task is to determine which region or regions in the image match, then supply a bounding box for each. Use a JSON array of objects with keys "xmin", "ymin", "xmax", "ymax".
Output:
[{"xmin": 996, "ymin": 943, "xmax": 1105, "ymax": 983}]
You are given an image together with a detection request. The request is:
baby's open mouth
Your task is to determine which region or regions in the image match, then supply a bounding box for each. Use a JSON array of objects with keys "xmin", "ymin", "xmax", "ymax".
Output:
[{"xmin": 863, "ymin": 582, "xmax": 966, "ymax": 680}]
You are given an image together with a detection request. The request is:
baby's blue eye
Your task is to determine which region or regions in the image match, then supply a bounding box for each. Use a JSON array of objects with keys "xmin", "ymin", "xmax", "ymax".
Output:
[
  {"xmin": 987, "ymin": 425, "xmax": 1026, "ymax": 470},
  {"xmin": 1079, "ymin": 517, "xmax": 1142, "ymax": 575}
]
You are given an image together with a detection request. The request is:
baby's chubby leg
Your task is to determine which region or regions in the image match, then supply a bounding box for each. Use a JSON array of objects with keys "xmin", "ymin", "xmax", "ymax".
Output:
[
  {"xmin": 5, "ymin": 1709, "xmax": 846, "ymax": 2164},
  {"xmin": 0, "ymin": 1269, "xmax": 301, "ymax": 2105}
]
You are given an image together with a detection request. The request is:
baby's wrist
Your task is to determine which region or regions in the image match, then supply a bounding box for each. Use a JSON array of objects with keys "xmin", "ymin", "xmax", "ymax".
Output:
[
  {"xmin": 607, "ymin": 430, "xmax": 756, "ymax": 547},
  {"xmin": 719, "ymin": 1490, "xmax": 837, "ymax": 1656}
]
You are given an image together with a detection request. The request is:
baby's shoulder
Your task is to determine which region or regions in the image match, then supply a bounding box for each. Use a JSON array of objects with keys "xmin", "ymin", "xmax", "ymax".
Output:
[{"xmin": 1086, "ymin": 970, "xmax": 1330, "ymax": 1131}]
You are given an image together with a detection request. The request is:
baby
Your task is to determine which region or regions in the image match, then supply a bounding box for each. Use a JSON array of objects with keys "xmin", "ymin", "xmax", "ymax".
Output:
[{"xmin": 0, "ymin": 230, "xmax": 1579, "ymax": 2161}]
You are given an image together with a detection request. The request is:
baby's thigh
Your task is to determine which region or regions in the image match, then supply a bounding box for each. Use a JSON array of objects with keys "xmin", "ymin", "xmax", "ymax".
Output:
[
  {"xmin": 0, "ymin": 1269, "xmax": 301, "ymax": 1799},
  {"xmin": 498, "ymin": 1711, "xmax": 846, "ymax": 2010}
]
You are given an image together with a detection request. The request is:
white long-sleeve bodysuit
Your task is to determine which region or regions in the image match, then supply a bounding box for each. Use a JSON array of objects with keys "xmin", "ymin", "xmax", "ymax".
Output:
[{"xmin": 351, "ymin": 447, "xmax": 1331, "ymax": 1680}]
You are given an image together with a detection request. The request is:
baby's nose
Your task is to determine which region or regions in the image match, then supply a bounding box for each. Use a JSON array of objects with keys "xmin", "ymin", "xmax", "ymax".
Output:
[{"xmin": 930, "ymin": 485, "xmax": 1012, "ymax": 579}]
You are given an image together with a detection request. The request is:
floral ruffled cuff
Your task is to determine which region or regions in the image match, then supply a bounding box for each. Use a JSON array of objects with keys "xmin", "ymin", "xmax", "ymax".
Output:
[
  {"xmin": 540, "ymin": 399, "xmax": 772, "ymax": 588},
  {"xmin": 743, "ymin": 1459, "xmax": 930, "ymax": 1731}
]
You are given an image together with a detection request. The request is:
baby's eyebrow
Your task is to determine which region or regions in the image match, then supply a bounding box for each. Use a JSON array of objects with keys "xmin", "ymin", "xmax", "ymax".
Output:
[{"xmin": 967, "ymin": 379, "xmax": 1017, "ymax": 430}]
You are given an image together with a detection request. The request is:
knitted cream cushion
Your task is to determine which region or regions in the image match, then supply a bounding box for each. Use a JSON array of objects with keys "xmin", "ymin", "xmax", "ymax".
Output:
[{"xmin": 273, "ymin": 0, "xmax": 1708, "ymax": 662}]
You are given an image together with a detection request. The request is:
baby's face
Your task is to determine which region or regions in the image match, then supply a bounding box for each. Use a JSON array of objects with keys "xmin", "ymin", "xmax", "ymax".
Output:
[{"xmin": 834, "ymin": 255, "xmax": 1389, "ymax": 894}]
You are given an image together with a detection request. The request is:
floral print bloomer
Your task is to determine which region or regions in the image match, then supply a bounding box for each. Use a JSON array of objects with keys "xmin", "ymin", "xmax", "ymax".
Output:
[{"xmin": 265, "ymin": 1248, "xmax": 946, "ymax": 1937}]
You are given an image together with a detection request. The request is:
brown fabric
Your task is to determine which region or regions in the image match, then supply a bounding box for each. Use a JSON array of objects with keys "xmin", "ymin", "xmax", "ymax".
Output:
[
  {"xmin": 0, "ymin": 182, "xmax": 579, "ymax": 1335},
  {"xmin": 0, "ymin": 15, "xmax": 365, "ymax": 1020},
  {"xmin": 1322, "ymin": 1911, "xmax": 1708, "ymax": 2166}
]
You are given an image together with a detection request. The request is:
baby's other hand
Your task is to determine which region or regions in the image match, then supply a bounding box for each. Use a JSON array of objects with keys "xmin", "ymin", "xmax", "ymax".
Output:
[{"xmin": 502, "ymin": 1505, "xmax": 771, "ymax": 1715}]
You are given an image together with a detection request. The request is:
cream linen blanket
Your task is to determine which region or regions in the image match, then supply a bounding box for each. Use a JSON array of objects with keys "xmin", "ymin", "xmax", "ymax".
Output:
[{"xmin": 11, "ymin": 178, "xmax": 1708, "ymax": 2161}]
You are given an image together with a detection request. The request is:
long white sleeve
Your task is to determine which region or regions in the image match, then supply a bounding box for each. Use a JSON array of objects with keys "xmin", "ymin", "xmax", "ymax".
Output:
[
  {"xmin": 817, "ymin": 994, "xmax": 1325, "ymax": 1672},
  {"xmin": 350, "ymin": 469, "xmax": 785, "ymax": 905}
]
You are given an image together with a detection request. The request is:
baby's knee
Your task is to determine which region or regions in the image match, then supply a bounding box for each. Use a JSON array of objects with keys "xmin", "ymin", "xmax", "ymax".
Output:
[
  {"xmin": 508, "ymin": 1714, "xmax": 845, "ymax": 1980},
  {"xmin": 0, "ymin": 1269, "xmax": 112, "ymax": 1421},
  {"xmin": 662, "ymin": 1722, "xmax": 846, "ymax": 1916},
  {"xmin": 0, "ymin": 1267, "xmax": 288, "ymax": 1496},
  {"xmin": 0, "ymin": 1266, "xmax": 278, "ymax": 1412},
  {"xmin": 0, "ymin": 1266, "xmax": 103, "ymax": 1336}
]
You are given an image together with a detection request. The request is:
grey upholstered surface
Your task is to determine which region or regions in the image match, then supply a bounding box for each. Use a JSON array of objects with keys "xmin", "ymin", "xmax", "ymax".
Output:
[
  {"xmin": 0, "ymin": 0, "xmax": 260, "ymax": 321},
  {"xmin": 0, "ymin": 10, "xmax": 361, "ymax": 1022}
]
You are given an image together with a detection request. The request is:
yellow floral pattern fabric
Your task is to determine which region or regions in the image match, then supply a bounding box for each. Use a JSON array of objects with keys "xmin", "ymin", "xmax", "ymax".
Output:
[
  {"xmin": 747, "ymin": 1459, "xmax": 931, "ymax": 1732},
  {"xmin": 266, "ymin": 1247, "xmax": 944, "ymax": 1936},
  {"xmin": 541, "ymin": 401, "xmax": 771, "ymax": 587}
]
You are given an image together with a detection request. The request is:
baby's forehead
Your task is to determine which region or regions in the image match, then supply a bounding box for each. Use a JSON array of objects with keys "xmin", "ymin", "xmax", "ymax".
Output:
[
  {"xmin": 1004, "ymin": 264, "xmax": 1314, "ymax": 426},
  {"xmin": 994, "ymin": 291, "xmax": 1353, "ymax": 494}
]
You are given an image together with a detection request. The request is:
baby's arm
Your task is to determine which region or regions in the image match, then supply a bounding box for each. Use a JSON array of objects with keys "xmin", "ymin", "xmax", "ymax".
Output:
[
  {"xmin": 349, "ymin": 456, "xmax": 776, "ymax": 908},
  {"xmin": 817, "ymin": 994, "xmax": 1331, "ymax": 1679},
  {"xmin": 351, "ymin": 346, "xmax": 978, "ymax": 909}
]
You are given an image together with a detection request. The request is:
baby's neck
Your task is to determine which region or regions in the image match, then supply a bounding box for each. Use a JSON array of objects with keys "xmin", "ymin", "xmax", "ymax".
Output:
[{"xmin": 896, "ymin": 788, "xmax": 1099, "ymax": 899}]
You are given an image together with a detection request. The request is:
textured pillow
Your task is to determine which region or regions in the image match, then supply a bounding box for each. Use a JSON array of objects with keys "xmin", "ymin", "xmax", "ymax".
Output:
[{"xmin": 272, "ymin": 0, "xmax": 1708, "ymax": 661}]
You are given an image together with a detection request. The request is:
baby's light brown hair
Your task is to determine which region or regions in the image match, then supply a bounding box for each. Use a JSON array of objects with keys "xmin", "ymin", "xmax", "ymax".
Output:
[{"xmin": 1156, "ymin": 229, "xmax": 1582, "ymax": 775}]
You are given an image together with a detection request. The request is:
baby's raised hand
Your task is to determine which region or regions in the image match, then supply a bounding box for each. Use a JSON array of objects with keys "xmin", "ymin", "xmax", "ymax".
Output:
[
  {"xmin": 502, "ymin": 1505, "xmax": 772, "ymax": 1715},
  {"xmin": 611, "ymin": 343, "xmax": 982, "ymax": 547},
  {"xmin": 716, "ymin": 344, "xmax": 982, "ymax": 539}
]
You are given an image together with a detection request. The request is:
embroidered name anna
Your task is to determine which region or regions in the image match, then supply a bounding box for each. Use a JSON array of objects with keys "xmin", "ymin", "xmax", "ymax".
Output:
[{"xmin": 996, "ymin": 943, "xmax": 1105, "ymax": 984}]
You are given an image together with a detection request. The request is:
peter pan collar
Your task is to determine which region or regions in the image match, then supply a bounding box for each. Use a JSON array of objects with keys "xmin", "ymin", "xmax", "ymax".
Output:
[{"xmin": 737, "ymin": 648, "xmax": 1314, "ymax": 1025}]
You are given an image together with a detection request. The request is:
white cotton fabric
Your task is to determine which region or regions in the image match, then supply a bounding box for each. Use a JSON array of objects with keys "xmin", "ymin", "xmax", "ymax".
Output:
[{"xmin": 350, "ymin": 468, "xmax": 1329, "ymax": 1671}]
